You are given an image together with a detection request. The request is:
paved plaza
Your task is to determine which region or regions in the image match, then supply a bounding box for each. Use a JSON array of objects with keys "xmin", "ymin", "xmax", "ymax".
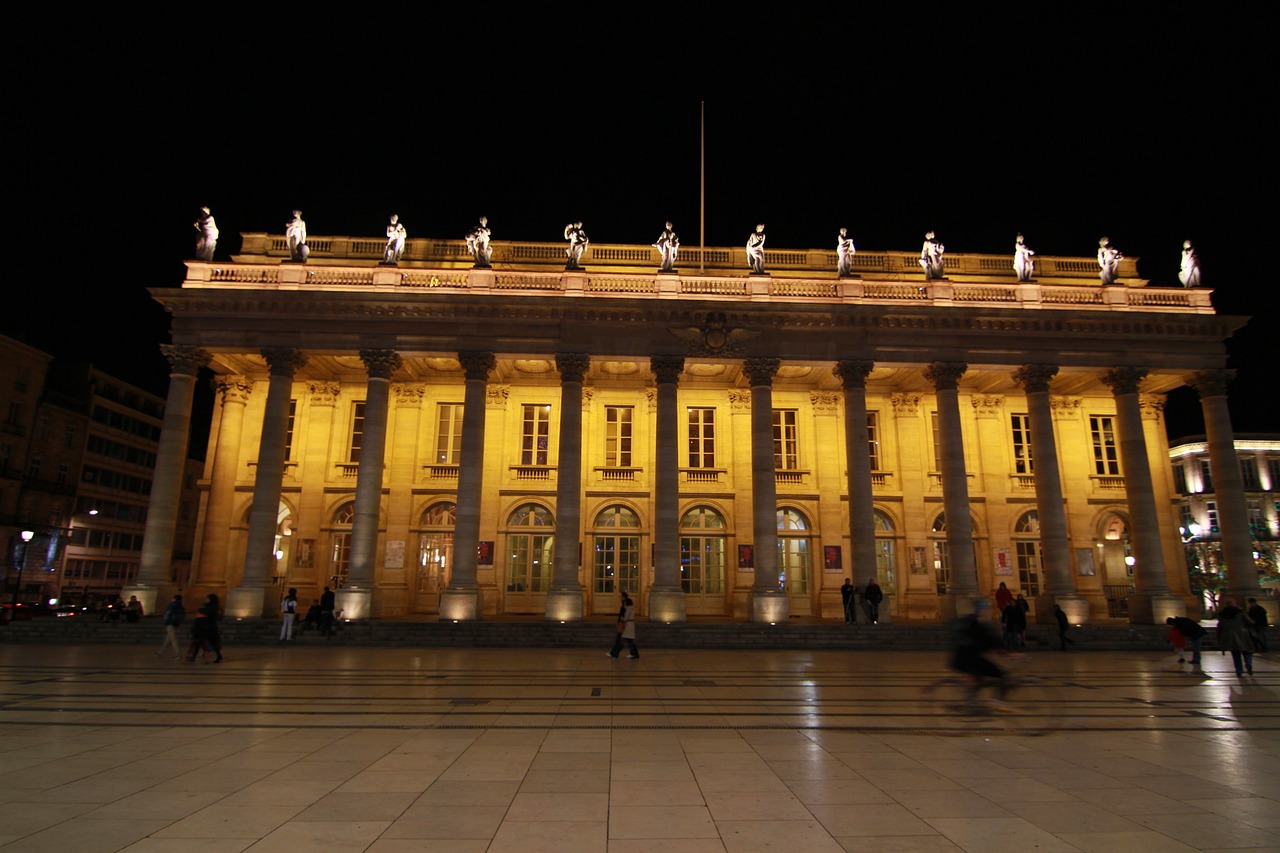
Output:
[{"xmin": 0, "ymin": 642, "xmax": 1277, "ymax": 852}]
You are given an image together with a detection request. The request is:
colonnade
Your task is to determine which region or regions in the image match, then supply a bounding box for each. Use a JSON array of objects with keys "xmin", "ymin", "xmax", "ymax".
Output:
[{"xmin": 126, "ymin": 345, "xmax": 1266, "ymax": 624}]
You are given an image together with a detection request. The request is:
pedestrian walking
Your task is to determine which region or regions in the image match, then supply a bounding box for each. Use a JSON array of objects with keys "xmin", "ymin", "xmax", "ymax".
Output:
[
  {"xmin": 279, "ymin": 587, "xmax": 298, "ymax": 641},
  {"xmin": 187, "ymin": 594, "xmax": 223, "ymax": 663},
  {"xmin": 156, "ymin": 594, "xmax": 185, "ymax": 659},
  {"xmin": 320, "ymin": 586, "xmax": 336, "ymax": 638},
  {"xmin": 1216, "ymin": 598, "xmax": 1257, "ymax": 677},
  {"xmin": 1167, "ymin": 615, "xmax": 1207, "ymax": 666},
  {"xmin": 1053, "ymin": 604, "xmax": 1074, "ymax": 651},
  {"xmin": 609, "ymin": 592, "xmax": 639, "ymax": 659},
  {"xmin": 864, "ymin": 578, "xmax": 884, "ymax": 624},
  {"xmin": 840, "ymin": 578, "xmax": 855, "ymax": 624},
  {"xmin": 1247, "ymin": 598, "xmax": 1270, "ymax": 653}
]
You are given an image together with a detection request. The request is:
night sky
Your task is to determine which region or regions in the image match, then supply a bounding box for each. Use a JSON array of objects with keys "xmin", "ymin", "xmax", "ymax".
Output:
[{"xmin": 10, "ymin": 10, "xmax": 1270, "ymax": 448}]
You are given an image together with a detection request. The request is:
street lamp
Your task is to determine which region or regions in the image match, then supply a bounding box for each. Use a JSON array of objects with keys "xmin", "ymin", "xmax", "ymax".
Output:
[{"xmin": 10, "ymin": 530, "xmax": 35, "ymax": 611}]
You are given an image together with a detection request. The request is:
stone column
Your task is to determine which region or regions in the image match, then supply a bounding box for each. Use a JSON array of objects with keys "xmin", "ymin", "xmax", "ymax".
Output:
[
  {"xmin": 194, "ymin": 375, "xmax": 252, "ymax": 589},
  {"xmin": 834, "ymin": 359, "xmax": 876, "ymax": 594},
  {"xmin": 925, "ymin": 362, "xmax": 979, "ymax": 616},
  {"xmin": 441, "ymin": 351, "xmax": 495, "ymax": 621},
  {"xmin": 339, "ymin": 349, "xmax": 401, "ymax": 620},
  {"xmin": 1100, "ymin": 367, "xmax": 1181, "ymax": 623},
  {"xmin": 122, "ymin": 345, "xmax": 210, "ymax": 613},
  {"xmin": 546, "ymin": 353, "xmax": 589, "ymax": 621},
  {"xmin": 1012, "ymin": 365, "xmax": 1087, "ymax": 625},
  {"xmin": 228, "ymin": 348, "xmax": 306, "ymax": 618},
  {"xmin": 1188, "ymin": 370, "xmax": 1273, "ymax": 622},
  {"xmin": 649, "ymin": 356, "xmax": 686, "ymax": 622},
  {"xmin": 745, "ymin": 358, "xmax": 788, "ymax": 623}
]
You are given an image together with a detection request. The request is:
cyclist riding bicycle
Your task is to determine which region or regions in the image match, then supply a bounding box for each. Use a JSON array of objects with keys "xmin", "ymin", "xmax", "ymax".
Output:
[{"xmin": 948, "ymin": 597, "xmax": 1017, "ymax": 706}]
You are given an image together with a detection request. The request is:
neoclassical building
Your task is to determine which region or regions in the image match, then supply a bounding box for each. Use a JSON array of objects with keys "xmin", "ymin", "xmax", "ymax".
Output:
[{"xmin": 126, "ymin": 230, "xmax": 1270, "ymax": 626}]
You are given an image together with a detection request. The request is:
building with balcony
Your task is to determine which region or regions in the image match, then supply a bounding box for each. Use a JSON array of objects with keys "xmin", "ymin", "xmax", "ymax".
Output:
[{"xmin": 130, "ymin": 230, "xmax": 1270, "ymax": 626}]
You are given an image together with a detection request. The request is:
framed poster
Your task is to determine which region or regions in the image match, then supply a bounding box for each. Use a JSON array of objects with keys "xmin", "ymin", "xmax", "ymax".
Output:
[
  {"xmin": 993, "ymin": 547, "xmax": 1014, "ymax": 576},
  {"xmin": 477, "ymin": 541, "xmax": 494, "ymax": 566},
  {"xmin": 1074, "ymin": 547, "xmax": 1095, "ymax": 576},
  {"xmin": 738, "ymin": 544, "xmax": 754, "ymax": 569},
  {"xmin": 823, "ymin": 545, "xmax": 842, "ymax": 571},
  {"xmin": 384, "ymin": 540, "xmax": 405, "ymax": 569},
  {"xmin": 296, "ymin": 538, "xmax": 315, "ymax": 568},
  {"xmin": 911, "ymin": 546, "xmax": 927, "ymax": 574}
]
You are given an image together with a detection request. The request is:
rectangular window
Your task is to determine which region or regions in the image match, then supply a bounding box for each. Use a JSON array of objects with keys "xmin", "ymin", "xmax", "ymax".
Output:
[
  {"xmin": 1089, "ymin": 416, "xmax": 1120, "ymax": 475},
  {"xmin": 1200, "ymin": 459, "xmax": 1213, "ymax": 492},
  {"xmin": 1268, "ymin": 458, "xmax": 1280, "ymax": 490},
  {"xmin": 772, "ymin": 410, "xmax": 798, "ymax": 470},
  {"xmin": 1240, "ymin": 457, "xmax": 1259, "ymax": 490},
  {"xmin": 1247, "ymin": 500, "xmax": 1264, "ymax": 536},
  {"xmin": 1016, "ymin": 541, "xmax": 1042, "ymax": 596},
  {"xmin": 604, "ymin": 406, "xmax": 632, "ymax": 467},
  {"xmin": 521, "ymin": 404, "xmax": 551, "ymax": 466},
  {"xmin": 1010, "ymin": 414, "xmax": 1034, "ymax": 475},
  {"xmin": 349, "ymin": 402, "xmax": 366, "ymax": 463},
  {"xmin": 687, "ymin": 407, "xmax": 716, "ymax": 468},
  {"xmin": 436, "ymin": 403, "xmax": 464, "ymax": 465},
  {"xmin": 27, "ymin": 458, "xmax": 41, "ymax": 478},
  {"xmin": 57, "ymin": 464, "xmax": 69, "ymax": 484},
  {"xmin": 6, "ymin": 402, "xmax": 20, "ymax": 424},
  {"xmin": 867, "ymin": 411, "xmax": 881, "ymax": 471},
  {"xmin": 283, "ymin": 400, "xmax": 297, "ymax": 462},
  {"xmin": 64, "ymin": 425, "xmax": 76, "ymax": 448},
  {"xmin": 930, "ymin": 411, "xmax": 942, "ymax": 472},
  {"xmin": 1206, "ymin": 501, "xmax": 1218, "ymax": 533},
  {"xmin": 1173, "ymin": 464, "xmax": 1188, "ymax": 495},
  {"xmin": 1180, "ymin": 503, "xmax": 1194, "ymax": 532}
]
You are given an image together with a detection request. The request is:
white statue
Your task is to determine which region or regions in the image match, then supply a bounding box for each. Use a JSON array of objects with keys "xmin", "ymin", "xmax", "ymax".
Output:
[
  {"xmin": 919, "ymin": 231, "xmax": 945, "ymax": 280},
  {"xmin": 465, "ymin": 216, "xmax": 493, "ymax": 268},
  {"xmin": 564, "ymin": 221, "xmax": 588, "ymax": 270},
  {"xmin": 1097, "ymin": 237, "xmax": 1122, "ymax": 285},
  {"xmin": 653, "ymin": 221, "xmax": 679, "ymax": 272},
  {"xmin": 746, "ymin": 224, "xmax": 766, "ymax": 274},
  {"xmin": 1178, "ymin": 240, "xmax": 1201, "ymax": 288},
  {"xmin": 193, "ymin": 206, "xmax": 219, "ymax": 261},
  {"xmin": 383, "ymin": 214, "xmax": 407, "ymax": 264},
  {"xmin": 836, "ymin": 228, "xmax": 856, "ymax": 277},
  {"xmin": 1013, "ymin": 233, "xmax": 1035, "ymax": 282},
  {"xmin": 285, "ymin": 210, "xmax": 308, "ymax": 263}
]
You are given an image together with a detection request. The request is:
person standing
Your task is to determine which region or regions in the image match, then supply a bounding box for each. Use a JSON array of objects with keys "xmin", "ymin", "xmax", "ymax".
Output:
[
  {"xmin": 320, "ymin": 586, "xmax": 336, "ymax": 638},
  {"xmin": 1166, "ymin": 615, "xmax": 1207, "ymax": 667},
  {"xmin": 864, "ymin": 578, "xmax": 884, "ymax": 624},
  {"xmin": 609, "ymin": 592, "xmax": 639, "ymax": 659},
  {"xmin": 840, "ymin": 578, "xmax": 855, "ymax": 624},
  {"xmin": 156, "ymin": 594, "xmax": 185, "ymax": 659},
  {"xmin": 279, "ymin": 587, "xmax": 298, "ymax": 641},
  {"xmin": 203, "ymin": 594, "xmax": 223, "ymax": 663},
  {"xmin": 1001, "ymin": 601, "xmax": 1026, "ymax": 650},
  {"xmin": 1247, "ymin": 598, "xmax": 1270, "ymax": 653},
  {"xmin": 1053, "ymin": 604, "xmax": 1074, "ymax": 651},
  {"xmin": 1216, "ymin": 599, "xmax": 1257, "ymax": 677},
  {"xmin": 994, "ymin": 582, "xmax": 1013, "ymax": 612}
]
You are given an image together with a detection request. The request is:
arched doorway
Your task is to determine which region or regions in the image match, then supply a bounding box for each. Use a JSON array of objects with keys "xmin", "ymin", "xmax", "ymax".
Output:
[
  {"xmin": 929, "ymin": 510, "xmax": 981, "ymax": 596},
  {"xmin": 591, "ymin": 504, "xmax": 642, "ymax": 612},
  {"xmin": 679, "ymin": 505, "xmax": 727, "ymax": 615},
  {"xmin": 1013, "ymin": 510, "xmax": 1042, "ymax": 597},
  {"xmin": 1097, "ymin": 511, "xmax": 1133, "ymax": 617},
  {"xmin": 872, "ymin": 508, "xmax": 898, "ymax": 594},
  {"xmin": 414, "ymin": 501, "xmax": 456, "ymax": 612},
  {"xmin": 778, "ymin": 507, "xmax": 812, "ymax": 615},
  {"xmin": 503, "ymin": 502, "xmax": 554, "ymax": 613},
  {"xmin": 327, "ymin": 500, "xmax": 355, "ymax": 589}
]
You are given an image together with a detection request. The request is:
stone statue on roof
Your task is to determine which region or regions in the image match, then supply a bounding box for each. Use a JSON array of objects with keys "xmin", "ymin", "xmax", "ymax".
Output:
[
  {"xmin": 564, "ymin": 221, "xmax": 589, "ymax": 270},
  {"xmin": 1097, "ymin": 236, "xmax": 1122, "ymax": 285},
  {"xmin": 194, "ymin": 206, "xmax": 218, "ymax": 261},
  {"xmin": 836, "ymin": 228, "xmax": 856, "ymax": 278},
  {"xmin": 382, "ymin": 214, "xmax": 407, "ymax": 264},
  {"xmin": 746, "ymin": 224, "xmax": 766, "ymax": 275},
  {"xmin": 654, "ymin": 222, "xmax": 679, "ymax": 272},
  {"xmin": 920, "ymin": 231, "xmax": 945, "ymax": 280},
  {"xmin": 285, "ymin": 210, "xmax": 308, "ymax": 263},
  {"xmin": 1178, "ymin": 240, "xmax": 1201, "ymax": 288},
  {"xmin": 1013, "ymin": 233, "xmax": 1035, "ymax": 282},
  {"xmin": 465, "ymin": 216, "xmax": 493, "ymax": 268}
]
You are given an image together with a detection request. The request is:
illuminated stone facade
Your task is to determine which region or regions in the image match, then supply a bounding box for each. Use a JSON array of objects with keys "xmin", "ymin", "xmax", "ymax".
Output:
[{"xmin": 130, "ymin": 233, "xmax": 1259, "ymax": 624}]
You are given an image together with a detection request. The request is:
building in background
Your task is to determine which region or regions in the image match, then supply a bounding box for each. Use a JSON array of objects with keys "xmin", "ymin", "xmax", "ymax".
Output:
[{"xmin": 131, "ymin": 229, "xmax": 1271, "ymax": 626}]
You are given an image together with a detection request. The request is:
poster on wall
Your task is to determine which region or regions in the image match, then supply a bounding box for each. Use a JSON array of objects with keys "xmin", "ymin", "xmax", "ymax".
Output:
[
  {"xmin": 296, "ymin": 539, "xmax": 314, "ymax": 568},
  {"xmin": 993, "ymin": 547, "xmax": 1014, "ymax": 576},
  {"xmin": 477, "ymin": 541, "xmax": 494, "ymax": 566},
  {"xmin": 384, "ymin": 540, "xmax": 405, "ymax": 569},
  {"xmin": 1074, "ymin": 547, "xmax": 1095, "ymax": 576},
  {"xmin": 823, "ymin": 545, "xmax": 842, "ymax": 571},
  {"xmin": 738, "ymin": 544, "xmax": 754, "ymax": 569},
  {"xmin": 911, "ymin": 546, "xmax": 927, "ymax": 573}
]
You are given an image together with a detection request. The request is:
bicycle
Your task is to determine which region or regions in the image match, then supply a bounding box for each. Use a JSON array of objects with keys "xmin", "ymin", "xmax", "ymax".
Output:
[{"xmin": 918, "ymin": 656, "xmax": 1061, "ymax": 735}]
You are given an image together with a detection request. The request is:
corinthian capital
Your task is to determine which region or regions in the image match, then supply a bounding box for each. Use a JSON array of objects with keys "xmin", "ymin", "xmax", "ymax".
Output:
[
  {"xmin": 833, "ymin": 359, "xmax": 875, "ymax": 389},
  {"xmin": 1100, "ymin": 366, "xmax": 1148, "ymax": 395},
  {"xmin": 359, "ymin": 349, "xmax": 403, "ymax": 380},
  {"xmin": 924, "ymin": 362, "xmax": 968, "ymax": 390},
  {"xmin": 742, "ymin": 357, "xmax": 781, "ymax": 387},
  {"xmin": 1186, "ymin": 369, "xmax": 1234, "ymax": 398},
  {"xmin": 650, "ymin": 355, "xmax": 685, "ymax": 385},
  {"xmin": 1011, "ymin": 364, "xmax": 1059, "ymax": 394},
  {"xmin": 160, "ymin": 344, "xmax": 211, "ymax": 376},
  {"xmin": 262, "ymin": 347, "xmax": 307, "ymax": 377},
  {"xmin": 458, "ymin": 351, "xmax": 496, "ymax": 381},
  {"xmin": 213, "ymin": 374, "xmax": 252, "ymax": 405},
  {"xmin": 555, "ymin": 353, "xmax": 591, "ymax": 383}
]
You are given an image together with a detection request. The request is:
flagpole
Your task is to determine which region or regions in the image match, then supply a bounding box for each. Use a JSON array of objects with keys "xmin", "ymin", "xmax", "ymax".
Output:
[{"xmin": 700, "ymin": 100, "xmax": 705, "ymax": 273}]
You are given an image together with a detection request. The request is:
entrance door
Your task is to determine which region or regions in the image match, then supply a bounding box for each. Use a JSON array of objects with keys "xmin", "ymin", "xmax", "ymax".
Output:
[{"xmin": 503, "ymin": 503, "xmax": 555, "ymax": 613}]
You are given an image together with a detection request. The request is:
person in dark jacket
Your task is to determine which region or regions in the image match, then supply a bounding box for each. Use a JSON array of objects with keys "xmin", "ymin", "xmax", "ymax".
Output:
[
  {"xmin": 840, "ymin": 579, "xmax": 855, "ymax": 624},
  {"xmin": 156, "ymin": 594, "xmax": 185, "ymax": 660},
  {"xmin": 187, "ymin": 594, "xmax": 223, "ymax": 663},
  {"xmin": 320, "ymin": 587, "xmax": 336, "ymax": 638},
  {"xmin": 1053, "ymin": 604, "xmax": 1074, "ymax": 651},
  {"xmin": 1216, "ymin": 599, "xmax": 1256, "ymax": 677},
  {"xmin": 1167, "ymin": 615, "xmax": 1207, "ymax": 666},
  {"xmin": 864, "ymin": 578, "xmax": 884, "ymax": 624},
  {"xmin": 1001, "ymin": 602, "xmax": 1026, "ymax": 649},
  {"xmin": 1247, "ymin": 598, "xmax": 1270, "ymax": 653}
]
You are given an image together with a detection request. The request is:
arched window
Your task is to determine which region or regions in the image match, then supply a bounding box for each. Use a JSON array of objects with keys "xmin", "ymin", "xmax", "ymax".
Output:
[
  {"xmin": 872, "ymin": 509, "xmax": 897, "ymax": 594},
  {"xmin": 329, "ymin": 501, "xmax": 355, "ymax": 587},
  {"xmin": 504, "ymin": 503, "xmax": 554, "ymax": 611},
  {"xmin": 680, "ymin": 506, "xmax": 726, "ymax": 611},
  {"xmin": 777, "ymin": 507, "xmax": 811, "ymax": 595},
  {"xmin": 929, "ymin": 511, "xmax": 980, "ymax": 596},
  {"xmin": 1012, "ymin": 510, "xmax": 1041, "ymax": 596},
  {"xmin": 592, "ymin": 505, "xmax": 641, "ymax": 594},
  {"xmin": 417, "ymin": 501, "xmax": 456, "ymax": 595}
]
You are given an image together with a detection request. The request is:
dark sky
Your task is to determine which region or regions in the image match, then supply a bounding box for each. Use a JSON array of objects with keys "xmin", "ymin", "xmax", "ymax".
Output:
[{"xmin": 10, "ymin": 9, "xmax": 1270, "ymax": 444}]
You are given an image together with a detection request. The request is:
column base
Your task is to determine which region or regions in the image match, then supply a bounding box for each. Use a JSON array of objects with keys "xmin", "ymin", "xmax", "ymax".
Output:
[
  {"xmin": 119, "ymin": 584, "xmax": 161, "ymax": 617},
  {"xmin": 545, "ymin": 589, "xmax": 584, "ymax": 622},
  {"xmin": 1036, "ymin": 593, "xmax": 1091, "ymax": 626},
  {"xmin": 439, "ymin": 588, "xmax": 482, "ymax": 621},
  {"xmin": 647, "ymin": 588, "xmax": 687, "ymax": 623},
  {"xmin": 335, "ymin": 587, "xmax": 373, "ymax": 621},
  {"xmin": 748, "ymin": 590, "xmax": 790, "ymax": 623},
  {"xmin": 1128, "ymin": 593, "xmax": 1186, "ymax": 625},
  {"xmin": 226, "ymin": 586, "xmax": 270, "ymax": 619}
]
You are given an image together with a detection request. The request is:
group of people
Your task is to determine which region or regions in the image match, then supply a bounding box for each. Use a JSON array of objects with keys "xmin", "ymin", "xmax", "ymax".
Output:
[
  {"xmin": 1167, "ymin": 597, "xmax": 1269, "ymax": 676},
  {"xmin": 154, "ymin": 593, "xmax": 223, "ymax": 663},
  {"xmin": 838, "ymin": 578, "xmax": 885, "ymax": 624}
]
